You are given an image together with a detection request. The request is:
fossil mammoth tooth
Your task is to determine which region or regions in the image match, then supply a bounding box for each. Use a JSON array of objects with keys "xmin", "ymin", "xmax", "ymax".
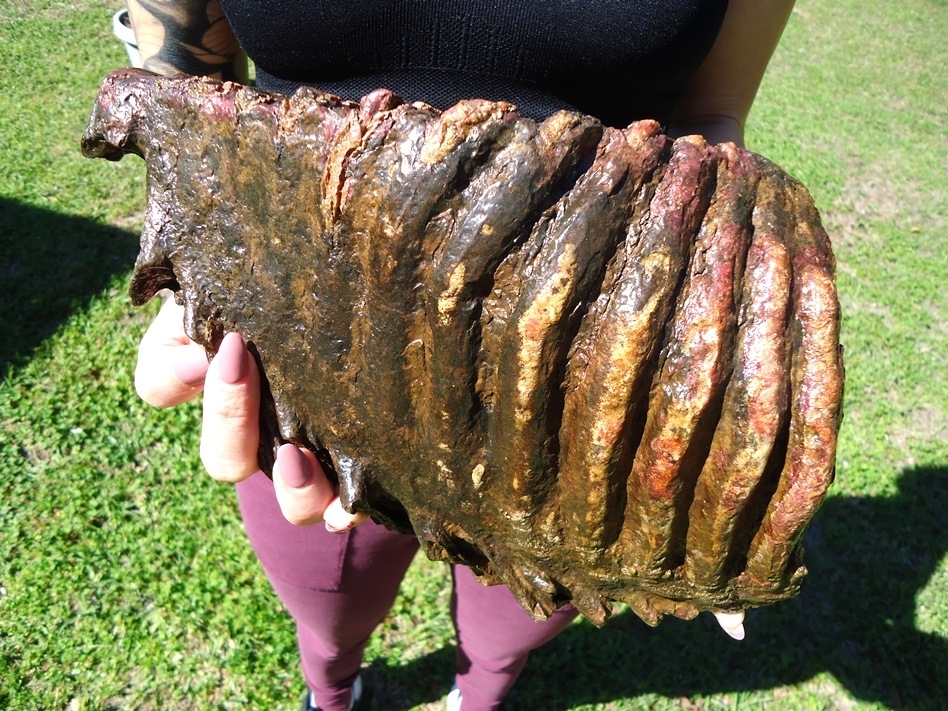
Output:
[{"xmin": 83, "ymin": 69, "xmax": 844, "ymax": 626}]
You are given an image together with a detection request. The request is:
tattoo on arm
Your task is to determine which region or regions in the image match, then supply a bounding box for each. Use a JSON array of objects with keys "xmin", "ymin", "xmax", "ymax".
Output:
[{"xmin": 131, "ymin": 0, "xmax": 246, "ymax": 81}]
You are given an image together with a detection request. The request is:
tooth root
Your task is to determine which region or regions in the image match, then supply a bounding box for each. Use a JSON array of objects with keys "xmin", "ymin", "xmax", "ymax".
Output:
[{"xmin": 81, "ymin": 69, "xmax": 157, "ymax": 160}]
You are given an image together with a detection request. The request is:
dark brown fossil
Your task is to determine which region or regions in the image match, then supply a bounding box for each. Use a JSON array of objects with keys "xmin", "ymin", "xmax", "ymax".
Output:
[{"xmin": 82, "ymin": 69, "xmax": 844, "ymax": 626}]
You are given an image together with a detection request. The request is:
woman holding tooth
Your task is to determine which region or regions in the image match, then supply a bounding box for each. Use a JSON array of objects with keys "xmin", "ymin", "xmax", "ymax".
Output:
[{"xmin": 127, "ymin": 1, "xmax": 792, "ymax": 708}]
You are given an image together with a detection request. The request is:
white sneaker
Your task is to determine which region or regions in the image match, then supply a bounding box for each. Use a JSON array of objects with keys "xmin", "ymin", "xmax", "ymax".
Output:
[
  {"xmin": 347, "ymin": 675, "xmax": 364, "ymax": 711},
  {"xmin": 446, "ymin": 685, "xmax": 462, "ymax": 711},
  {"xmin": 303, "ymin": 674, "xmax": 363, "ymax": 711}
]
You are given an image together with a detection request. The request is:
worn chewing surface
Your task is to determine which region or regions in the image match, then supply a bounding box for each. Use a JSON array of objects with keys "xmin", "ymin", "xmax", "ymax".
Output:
[{"xmin": 83, "ymin": 70, "xmax": 844, "ymax": 626}]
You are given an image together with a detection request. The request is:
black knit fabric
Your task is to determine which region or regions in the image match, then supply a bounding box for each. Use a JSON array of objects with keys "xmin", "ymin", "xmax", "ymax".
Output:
[{"xmin": 221, "ymin": 0, "xmax": 729, "ymax": 127}]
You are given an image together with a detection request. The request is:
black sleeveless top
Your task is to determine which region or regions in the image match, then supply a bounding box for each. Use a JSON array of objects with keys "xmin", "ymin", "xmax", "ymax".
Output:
[{"xmin": 220, "ymin": 0, "xmax": 729, "ymax": 127}]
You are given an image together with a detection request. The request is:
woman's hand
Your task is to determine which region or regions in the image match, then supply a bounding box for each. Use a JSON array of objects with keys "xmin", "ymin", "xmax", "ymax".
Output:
[
  {"xmin": 666, "ymin": 115, "xmax": 744, "ymax": 148},
  {"xmin": 135, "ymin": 297, "xmax": 367, "ymax": 531}
]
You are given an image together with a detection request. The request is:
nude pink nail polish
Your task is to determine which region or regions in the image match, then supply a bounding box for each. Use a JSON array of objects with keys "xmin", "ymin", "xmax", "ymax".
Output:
[
  {"xmin": 325, "ymin": 521, "xmax": 354, "ymax": 534},
  {"xmin": 217, "ymin": 332, "xmax": 247, "ymax": 384},
  {"xmin": 173, "ymin": 349, "xmax": 209, "ymax": 386},
  {"xmin": 277, "ymin": 444, "xmax": 312, "ymax": 488}
]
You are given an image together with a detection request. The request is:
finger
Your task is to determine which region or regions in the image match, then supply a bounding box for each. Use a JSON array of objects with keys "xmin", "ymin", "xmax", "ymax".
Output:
[
  {"xmin": 713, "ymin": 610, "xmax": 746, "ymax": 641},
  {"xmin": 272, "ymin": 444, "xmax": 336, "ymax": 526},
  {"xmin": 136, "ymin": 298, "xmax": 209, "ymax": 407},
  {"xmin": 200, "ymin": 332, "xmax": 261, "ymax": 482},
  {"xmin": 323, "ymin": 498, "xmax": 369, "ymax": 534}
]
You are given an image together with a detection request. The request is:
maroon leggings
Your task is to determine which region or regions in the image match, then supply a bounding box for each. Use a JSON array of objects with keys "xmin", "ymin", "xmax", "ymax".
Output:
[{"xmin": 236, "ymin": 471, "xmax": 577, "ymax": 711}]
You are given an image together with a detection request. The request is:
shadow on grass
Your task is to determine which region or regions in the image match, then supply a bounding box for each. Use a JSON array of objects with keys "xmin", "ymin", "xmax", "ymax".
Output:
[
  {"xmin": 0, "ymin": 197, "xmax": 139, "ymax": 375},
  {"xmin": 372, "ymin": 465, "xmax": 948, "ymax": 710}
]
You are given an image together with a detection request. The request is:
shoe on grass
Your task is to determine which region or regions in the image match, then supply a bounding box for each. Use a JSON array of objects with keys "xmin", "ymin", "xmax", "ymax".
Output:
[
  {"xmin": 446, "ymin": 684, "xmax": 462, "ymax": 711},
  {"xmin": 301, "ymin": 674, "xmax": 363, "ymax": 711}
]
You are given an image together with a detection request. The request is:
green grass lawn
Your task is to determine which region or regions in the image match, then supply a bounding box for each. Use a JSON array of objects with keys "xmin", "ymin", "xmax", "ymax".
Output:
[{"xmin": 1, "ymin": 0, "xmax": 946, "ymax": 709}]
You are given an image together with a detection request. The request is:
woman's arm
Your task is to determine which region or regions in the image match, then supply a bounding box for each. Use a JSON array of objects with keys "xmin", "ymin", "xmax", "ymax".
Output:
[
  {"xmin": 668, "ymin": 0, "xmax": 796, "ymax": 146},
  {"xmin": 125, "ymin": 0, "xmax": 247, "ymax": 81}
]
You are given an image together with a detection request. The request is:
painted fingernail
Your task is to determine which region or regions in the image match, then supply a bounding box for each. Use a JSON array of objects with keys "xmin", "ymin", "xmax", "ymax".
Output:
[
  {"xmin": 277, "ymin": 444, "xmax": 312, "ymax": 488},
  {"xmin": 325, "ymin": 508, "xmax": 366, "ymax": 534},
  {"xmin": 715, "ymin": 611, "xmax": 746, "ymax": 641},
  {"xmin": 325, "ymin": 521, "xmax": 354, "ymax": 534},
  {"xmin": 725, "ymin": 623, "xmax": 745, "ymax": 641},
  {"xmin": 173, "ymin": 348, "xmax": 209, "ymax": 386},
  {"xmin": 217, "ymin": 333, "xmax": 247, "ymax": 384}
]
